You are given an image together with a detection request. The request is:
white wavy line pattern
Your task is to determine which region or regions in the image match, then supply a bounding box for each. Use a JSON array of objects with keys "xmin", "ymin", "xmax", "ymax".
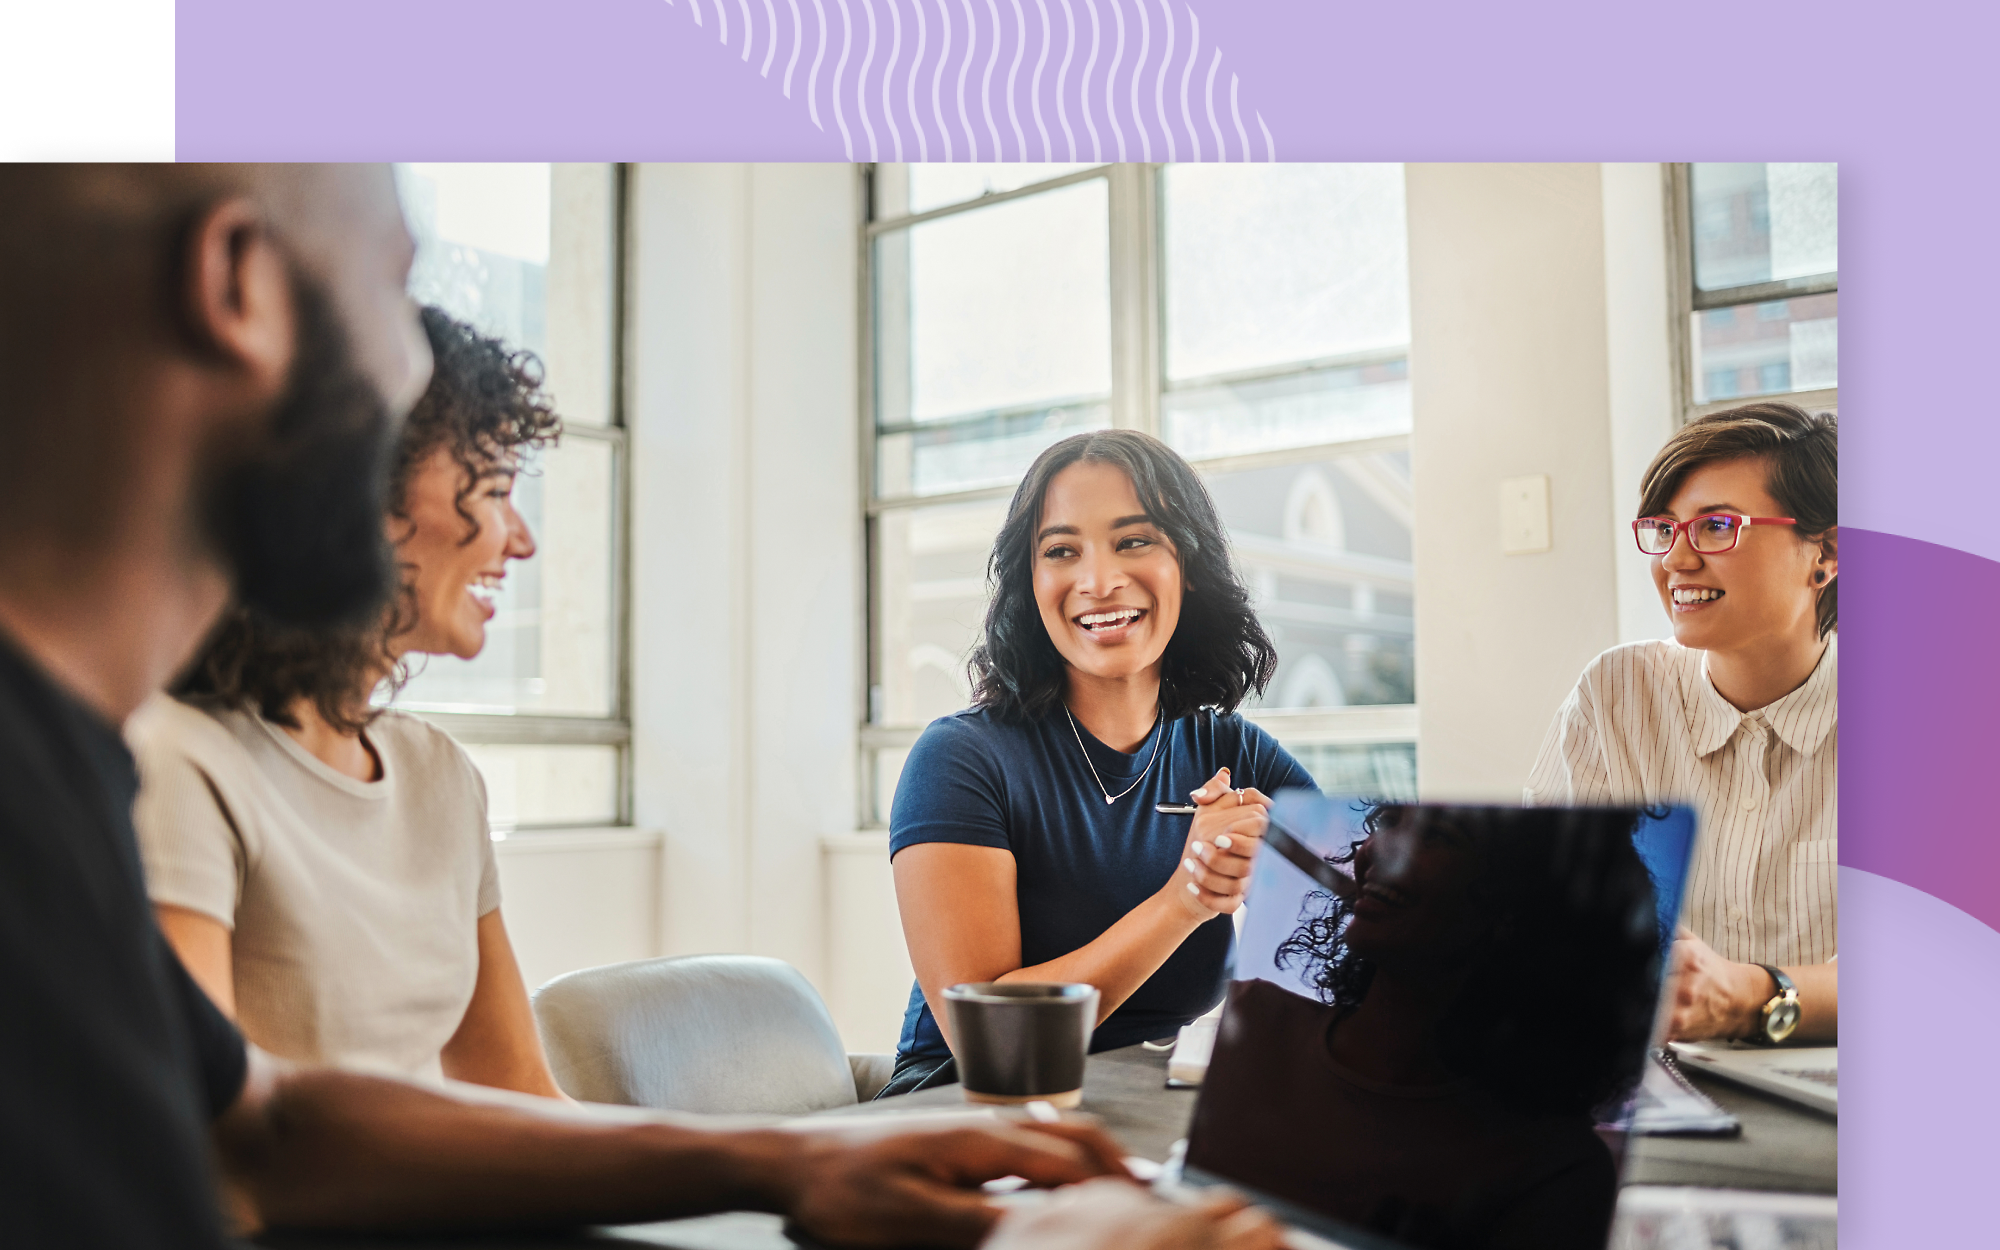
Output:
[
  {"xmin": 905, "ymin": 0, "xmax": 925, "ymax": 159},
  {"xmin": 932, "ymin": 0, "xmax": 953, "ymax": 161},
  {"xmin": 883, "ymin": 0, "xmax": 905, "ymax": 160},
  {"xmin": 664, "ymin": 0, "xmax": 1272, "ymax": 163}
]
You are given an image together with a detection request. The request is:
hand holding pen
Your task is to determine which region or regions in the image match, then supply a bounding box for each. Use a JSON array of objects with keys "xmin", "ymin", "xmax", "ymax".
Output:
[{"xmin": 1157, "ymin": 767, "xmax": 1271, "ymax": 918}]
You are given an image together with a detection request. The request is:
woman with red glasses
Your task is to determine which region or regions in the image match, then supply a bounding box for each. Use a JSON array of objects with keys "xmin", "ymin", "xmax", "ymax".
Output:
[{"xmin": 1527, "ymin": 402, "xmax": 1837, "ymax": 1044}]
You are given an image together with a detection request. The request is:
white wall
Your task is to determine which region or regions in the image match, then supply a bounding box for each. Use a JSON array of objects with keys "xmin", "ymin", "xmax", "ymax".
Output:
[
  {"xmin": 496, "ymin": 830, "xmax": 663, "ymax": 992},
  {"xmin": 1406, "ymin": 164, "xmax": 1623, "ymax": 800}
]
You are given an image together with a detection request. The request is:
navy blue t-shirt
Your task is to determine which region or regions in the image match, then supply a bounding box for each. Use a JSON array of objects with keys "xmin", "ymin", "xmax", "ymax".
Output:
[{"xmin": 889, "ymin": 705, "xmax": 1317, "ymax": 1062}]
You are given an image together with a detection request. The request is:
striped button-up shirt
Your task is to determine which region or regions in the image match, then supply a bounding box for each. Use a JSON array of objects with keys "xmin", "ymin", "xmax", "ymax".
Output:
[{"xmin": 1525, "ymin": 635, "xmax": 1837, "ymax": 967}]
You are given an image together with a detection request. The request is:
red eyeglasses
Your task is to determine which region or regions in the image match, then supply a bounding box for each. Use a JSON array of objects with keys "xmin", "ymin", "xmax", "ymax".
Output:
[{"xmin": 1632, "ymin": 514, "xmax": 1796, "ymax": 555}]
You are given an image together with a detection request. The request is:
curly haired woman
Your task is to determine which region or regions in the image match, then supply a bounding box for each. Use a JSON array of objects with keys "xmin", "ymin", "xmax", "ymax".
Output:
[{"xmin": 127, "ymin": 307, "xmax": 566, "ymax": 1095}]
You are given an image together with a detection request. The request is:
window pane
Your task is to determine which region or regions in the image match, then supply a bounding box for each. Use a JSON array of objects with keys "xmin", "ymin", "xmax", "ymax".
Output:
[
  {"xmin": 1201, "ymin": 449, "xmax": 1416, "ymax": 710},
  {"xmin": 1285, "ymin": 742, "xmax": 1418, "ymax": 801},
  {"xmin": 394, "ymin": 436, "xmax": 619, "ymax": 717},
  {"xmin": 887, "ymin": 163, "xmax": 1100, "ymax": 217},
  {"xmin": 400, "ymin": 162, "xmax": 551, "ymax": 355},
  {"xmin": 458, "ymin": 743, "xmax": 620, "ymax": 831},
  {"xmin": 871, "ymin": 498, "xmax": 1007, "ymax": 729},
  {"xmin": 398, "ymin": 163, "xmax": 617, "ymax": 425},
  {"xmin": 1163, "ymin": 358, "xmax": 1411, "ymax": 463},
  {"xmin": 1690, "ymin": 163, "xmax": 1838, "ymax": 293},
  {"xmin": 1161, "ymin": 164, "xmax": 1410, "ymax": 458},
  {"xmin": 874, "ymin": 180, "xmax": 1111, "ymax": 498},
  {"xmin": 1691, "ymin": 292, "xmax": 1838, "ymax": 403}
]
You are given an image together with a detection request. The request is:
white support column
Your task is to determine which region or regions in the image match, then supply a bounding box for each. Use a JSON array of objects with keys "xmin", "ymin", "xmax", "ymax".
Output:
[
  {"xmin": 1601, "ymin": 163, "xmax": 1680, "ymax": 645},
  {"xmin": 1406, "ymin": 164, "xmax": 1622, "ymax": 800},
  {"xmin": 624, "ymin": 165, "xmax": 862, "ymax": 988}
]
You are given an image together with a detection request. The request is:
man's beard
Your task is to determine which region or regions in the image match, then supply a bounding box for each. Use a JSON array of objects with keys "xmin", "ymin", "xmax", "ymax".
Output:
[{"xmin": 204, "ymin": 271, "xmax": 403, "ymax": 627}]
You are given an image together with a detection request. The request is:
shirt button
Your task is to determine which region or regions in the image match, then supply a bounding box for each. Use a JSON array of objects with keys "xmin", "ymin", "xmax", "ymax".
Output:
[{"xmin": 1741, "ymin": 794, "xmax": 1761, "ymax": 811}]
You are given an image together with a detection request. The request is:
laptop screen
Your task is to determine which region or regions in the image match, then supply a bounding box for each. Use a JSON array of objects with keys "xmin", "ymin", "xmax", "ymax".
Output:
[{"xmin": 1182, "ymin": 794, "xmax": 1696, "ymax": 1250}]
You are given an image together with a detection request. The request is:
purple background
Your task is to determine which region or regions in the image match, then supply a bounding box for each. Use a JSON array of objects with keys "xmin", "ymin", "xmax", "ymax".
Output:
[{"xmin": 179, "ymin": 1, "xmax": 2000, "ymax": 1241}]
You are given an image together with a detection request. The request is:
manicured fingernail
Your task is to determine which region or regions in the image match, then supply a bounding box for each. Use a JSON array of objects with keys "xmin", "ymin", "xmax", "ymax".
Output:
[
  {"xmin": 1216, "ymin": 835, "xmax": 1233, "ymax": 850},
  {"xmin": 1191, "ymin": 841, "xmax": 1206, "ymax": 854},
  {"xmin": 1187, "ymin": 882, "xmax": 1200, "ymax": 895},
  {"xmin": 1183, "ymin": 858, "xmax": 1198, "ymax": 873}
]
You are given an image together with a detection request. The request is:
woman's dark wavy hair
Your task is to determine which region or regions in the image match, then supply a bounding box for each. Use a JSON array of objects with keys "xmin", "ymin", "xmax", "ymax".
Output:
[
  {"xmin": 967, "ymin": 430, "xmax": 1278, "ymax": 722},
  {"xmin": 174, "ymin": 307, "xmax": 563, "ymax": 733},
  {"xmin": 1275, "ymin": 803, "xmax": 1663, "ymax": 1118}
]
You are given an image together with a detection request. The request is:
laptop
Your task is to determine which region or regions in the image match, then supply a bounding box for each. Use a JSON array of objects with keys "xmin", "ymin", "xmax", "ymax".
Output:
[
  {"xmin": 1168, "ymin": 793, "xmax": 1699, "ymax": 1250},
  {"xmin": 1666, "ymin": 1039, "xmax": 1837, "ymax": 1116}
]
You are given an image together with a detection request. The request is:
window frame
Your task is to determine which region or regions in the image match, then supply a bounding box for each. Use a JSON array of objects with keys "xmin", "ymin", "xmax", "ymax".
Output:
[
  {"xmin": 1666, "ymin": 163, "xmax": 1838, "ymax": 425},
  {"xmin": 406, "ymin": 164, "xmax": 634, "ymax": 831},
  {"xmin": 858, "ymin": 162, "xmax": 1418, "ymax": 829}
]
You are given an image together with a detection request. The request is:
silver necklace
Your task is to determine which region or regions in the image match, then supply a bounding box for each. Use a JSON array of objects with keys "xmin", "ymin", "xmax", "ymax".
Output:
[{"xmin": 1064, "ymin": 704, "xmax": 1166, "ymax": 805}]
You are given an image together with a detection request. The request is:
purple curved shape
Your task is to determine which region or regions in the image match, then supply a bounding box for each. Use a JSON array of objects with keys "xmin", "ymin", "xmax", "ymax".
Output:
[
  {"xmin": 1843, "ymin": 866, "xmax": 2000, "ymax": 1246},
  {"xmin": 1843, "ymin": 526, "xmax": 2000, "ymax": 934}
]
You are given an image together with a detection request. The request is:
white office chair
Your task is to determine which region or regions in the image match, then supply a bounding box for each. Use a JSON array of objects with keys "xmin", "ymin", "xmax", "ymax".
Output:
[{"xmin": 532, "ymin": 953, "xmax": 896, "ymax": 1114}]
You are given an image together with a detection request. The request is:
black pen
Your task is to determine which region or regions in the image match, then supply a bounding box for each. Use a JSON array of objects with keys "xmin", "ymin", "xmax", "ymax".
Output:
[{"xmin": 1156, "ymin": 803, "xmax": 1358, "ymax": 902}]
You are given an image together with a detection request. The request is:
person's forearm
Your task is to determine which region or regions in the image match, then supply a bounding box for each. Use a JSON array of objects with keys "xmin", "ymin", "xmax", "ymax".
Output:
[
  {"xmin": 219, "ymin": 1066, "xmax": 804, "ymax": 1232},
  {"xmin": 994, "ymin": 890, "xmax": 1207, "ymax": 1026},
  {"xmin": 1784, "ymin": 961, "xmax": 1836, "ymax": 1043}
]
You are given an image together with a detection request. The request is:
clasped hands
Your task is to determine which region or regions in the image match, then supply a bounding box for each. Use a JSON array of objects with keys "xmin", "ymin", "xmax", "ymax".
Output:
[{"xmin": 1168, "ymin": 767, "xmax": 1271, "ymax": 920}]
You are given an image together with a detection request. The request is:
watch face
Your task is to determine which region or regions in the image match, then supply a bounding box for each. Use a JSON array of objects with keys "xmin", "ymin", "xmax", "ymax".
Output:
[{"xmin": 1767, "ymin": 998, "xmax": 1802, "ymax": 1043}]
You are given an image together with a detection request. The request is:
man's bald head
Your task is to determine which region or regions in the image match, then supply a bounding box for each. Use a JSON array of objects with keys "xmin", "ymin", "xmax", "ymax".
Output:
[{"xmin": 0, "ymin": 163, "xmax": 431, "ymax": 627}]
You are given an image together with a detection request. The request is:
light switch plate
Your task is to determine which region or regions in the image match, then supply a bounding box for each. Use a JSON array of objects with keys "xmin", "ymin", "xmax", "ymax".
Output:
[{"xmin": 1500, "ymin": 474, "xmax": 1551, "ymax": 554}]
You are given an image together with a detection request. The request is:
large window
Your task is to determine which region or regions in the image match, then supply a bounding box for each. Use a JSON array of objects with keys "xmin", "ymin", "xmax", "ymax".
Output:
[
  {"xmin": 864, "ymin": 164, "xmax": 1417, "ymax": 826},
  {"xmin": 393, "ymin": 164, "xmax": 628, "ymax": 832},
  {"xmin": 1673, "ymin": 163, "xmax": 1838, "ymax": 419}
]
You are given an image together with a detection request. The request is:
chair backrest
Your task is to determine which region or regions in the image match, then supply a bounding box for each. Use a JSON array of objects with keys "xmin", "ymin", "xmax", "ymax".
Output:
[{"xmin": 532, "ymin": 954, "xmax": 859, "ymax": 1115}]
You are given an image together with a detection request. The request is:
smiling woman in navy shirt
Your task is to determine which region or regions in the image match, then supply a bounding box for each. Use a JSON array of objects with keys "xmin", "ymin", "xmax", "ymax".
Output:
[{"xmin": 884, "ymin": 430, "xmax": 1319, "ymax": 1097}]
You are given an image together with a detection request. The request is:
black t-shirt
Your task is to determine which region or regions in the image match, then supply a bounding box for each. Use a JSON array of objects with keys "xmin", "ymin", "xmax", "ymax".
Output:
[{"xmin": 0, "ymin": 632, "xmax": 249, "ymax": 1248}]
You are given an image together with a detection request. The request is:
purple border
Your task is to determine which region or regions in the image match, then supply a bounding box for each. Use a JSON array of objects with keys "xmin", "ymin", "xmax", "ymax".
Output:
[{"xmin": 177, "ymin": 1, "xmax": 2000, "ymax": 1242}]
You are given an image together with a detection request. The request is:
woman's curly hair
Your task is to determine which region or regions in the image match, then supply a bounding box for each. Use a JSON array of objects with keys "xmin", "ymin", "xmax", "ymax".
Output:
[
  {"xmin": 1275, "ymin": 803, "xmax": 1664, "ymax": 1118},
  {"xmin": 968, "ymin": 430, "xmax": 1279, "ymax": 722},
  {"xmin": 175, "ymin": 307, "xmax": 563, "ymax": 732}
]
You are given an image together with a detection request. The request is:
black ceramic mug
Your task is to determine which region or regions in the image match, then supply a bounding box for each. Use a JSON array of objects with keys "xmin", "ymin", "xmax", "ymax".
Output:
[{"xmin": 942, "ymin": 981, "xmax": 1098, "ymax": 1108}]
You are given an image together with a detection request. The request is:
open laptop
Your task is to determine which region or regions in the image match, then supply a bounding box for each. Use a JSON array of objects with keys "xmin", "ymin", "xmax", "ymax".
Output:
[
  {"xmin": 1167, "ymin": 794, "xmax": 1699, "ymax": 1250},
  {"xmin": 1666, "ymin": 1039, "xmax": 1837, "ymax": 1116}
]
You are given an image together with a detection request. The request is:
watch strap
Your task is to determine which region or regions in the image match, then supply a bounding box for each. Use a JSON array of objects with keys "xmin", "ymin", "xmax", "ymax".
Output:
[
  {"xmin": 1752, "ymin": 963, "xmax": 1800, "ymax": 1044},
  {"xmin": 1757, "ymin": 963, "xmax": 1797, "ymax": 998}
]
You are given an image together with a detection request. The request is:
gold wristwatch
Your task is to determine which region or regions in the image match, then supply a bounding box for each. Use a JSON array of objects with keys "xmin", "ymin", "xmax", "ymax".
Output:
[{"xmin": 1751, "ymin": 964, "xmax": 1802, "ymax": 1044}]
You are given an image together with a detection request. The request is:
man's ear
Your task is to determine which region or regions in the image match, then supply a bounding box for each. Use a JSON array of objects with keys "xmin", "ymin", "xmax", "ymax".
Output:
[{"xmin": 180, "ymin": 197, "xmax": 295, "ymax": 400}]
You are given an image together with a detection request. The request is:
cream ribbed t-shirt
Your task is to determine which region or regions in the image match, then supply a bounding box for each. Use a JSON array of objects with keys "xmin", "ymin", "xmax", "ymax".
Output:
[{"xmin": 127, "ymin": 696, "xmax": 500, "ymax": 1081}]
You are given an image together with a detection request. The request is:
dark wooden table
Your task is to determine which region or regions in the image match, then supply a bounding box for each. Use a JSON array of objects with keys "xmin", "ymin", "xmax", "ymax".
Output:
[{"xmin": 262, "ymin": 1043, "xmax": 1833, "ymax": 1248}]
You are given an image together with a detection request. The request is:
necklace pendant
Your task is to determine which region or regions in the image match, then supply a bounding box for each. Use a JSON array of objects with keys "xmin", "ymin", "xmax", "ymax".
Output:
[{"xmin": 1105, "ymin": 794, "xmax": 1116, "ymax": 805}]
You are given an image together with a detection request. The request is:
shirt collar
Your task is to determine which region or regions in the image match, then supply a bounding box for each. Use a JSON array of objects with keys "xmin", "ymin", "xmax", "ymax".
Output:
[
  {"xmin": 1762, "ymin": 633, "xmax": 1838, "ymax": 756},
  {"xmin": 1689, "ymin": 634, "xmax": 1838, "ymax": 758}
]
